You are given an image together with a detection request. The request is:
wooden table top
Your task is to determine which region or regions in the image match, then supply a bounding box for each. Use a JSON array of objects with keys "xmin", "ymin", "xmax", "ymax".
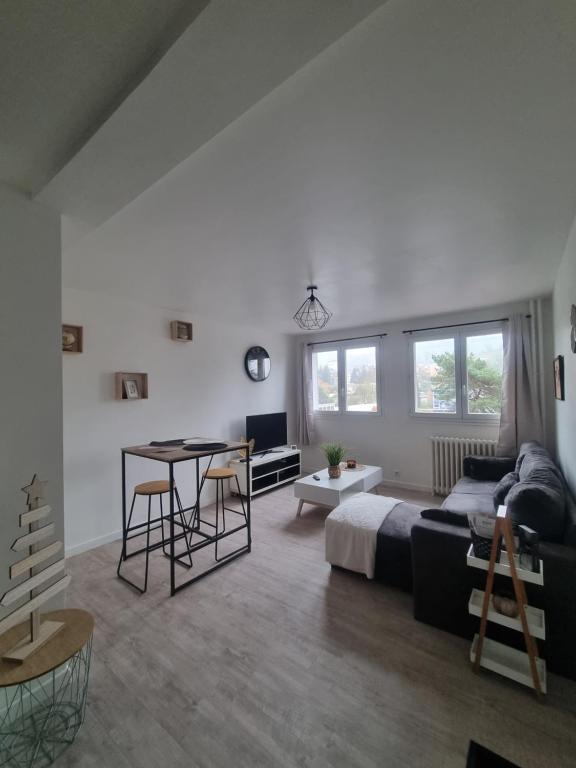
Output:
[
  {"xmin": 122, "ymin": 439, "xmax": 248, "ymax": 463},
  {"xmin": 0, "ymin": 609, "xmax": 94, "ymax": 687}
]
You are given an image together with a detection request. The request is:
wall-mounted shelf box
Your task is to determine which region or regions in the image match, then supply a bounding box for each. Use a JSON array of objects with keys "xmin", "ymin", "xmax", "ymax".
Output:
[
  {"xmin": 115, "ymin": 372, "xmax": 149, "ymax": 400},
  {"xmin": 62, "ymin": 324, "xmax": 83, "ymax": 353},
  {"xmin": 170, "ymin": 321, "xmax": 193, "ymax": 342},
  {"xmin": 229, "ymin": 448, "xmax": 300, "ymax": 497}
]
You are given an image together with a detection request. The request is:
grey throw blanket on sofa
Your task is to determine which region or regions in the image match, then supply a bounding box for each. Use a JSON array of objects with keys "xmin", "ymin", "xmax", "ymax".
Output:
[{"xmin": 375, "ymin": 501, "xmax": 426, "ymax": 590}]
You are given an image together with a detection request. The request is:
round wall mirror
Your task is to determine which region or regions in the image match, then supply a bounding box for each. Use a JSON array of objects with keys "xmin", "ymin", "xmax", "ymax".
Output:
[{"xmin": 244, "ymin": 346, "xmax": 271, "ymax": 381}]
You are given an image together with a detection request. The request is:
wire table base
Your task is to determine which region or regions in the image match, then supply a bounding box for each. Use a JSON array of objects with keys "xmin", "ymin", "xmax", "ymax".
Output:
[{"xmin": 0, "ymin": 635, "xmax": 92, "ymax": 768}]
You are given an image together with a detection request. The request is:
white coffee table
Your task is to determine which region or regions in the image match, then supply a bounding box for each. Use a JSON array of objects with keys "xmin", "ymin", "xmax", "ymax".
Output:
[{"xmin": 294, "ymin": 465, "xmax": 383, "ymax": 516}]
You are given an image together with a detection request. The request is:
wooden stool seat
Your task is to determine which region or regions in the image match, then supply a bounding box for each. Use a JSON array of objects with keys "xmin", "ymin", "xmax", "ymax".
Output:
[
  {"xmin": 134, "ymin": 480, "xmax": 172, "ymax": 495},
  {"xmin": 203, "ymin": 467, "xmax": 237, "ymax": 480}
]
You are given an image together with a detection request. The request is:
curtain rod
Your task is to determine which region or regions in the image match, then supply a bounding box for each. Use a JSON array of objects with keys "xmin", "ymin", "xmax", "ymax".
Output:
[
  {"xmin": 307, "ymin": 332, "xmax": 387, "ymax": 347},
  {"xmin": 402, "ymin": 315, "xmax": 531, "ymax": 335}
]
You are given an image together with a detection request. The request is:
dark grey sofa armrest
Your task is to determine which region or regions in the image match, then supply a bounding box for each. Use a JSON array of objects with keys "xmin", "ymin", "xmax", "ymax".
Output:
[
  {"xmin": 537, "ymin": 542, "xmax": 576, "ymax": 679},
  {"xmin": 411, "ymin": 519, "xmax": 480, "ymax": 638},
  {"xmin": 463, "ymin": 455, "xmax": 516, "ymax": 482}
]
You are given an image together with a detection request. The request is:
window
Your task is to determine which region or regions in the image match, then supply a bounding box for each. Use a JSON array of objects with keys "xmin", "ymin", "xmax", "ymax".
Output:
[
  {"xmin": 411, "ymin": 327, "xmax": 503, "ymax": 420},
  {"xmin": 413, "ymin": 337, "xmax": 457, "ymax": 414},
  {"xmin": 312, "ymin": 341, "xmax": 381, "ymax": 414},
  {"xmin": 312, "ymin": 348, "xmax": 339, "ymax": 412},
  {"xmin": 465, "ymin": 333, "xmax": 503, "ymax": 415},
  {"xmin": 345, "ymin": 346, "xmax": 378, "ymax": 412}
]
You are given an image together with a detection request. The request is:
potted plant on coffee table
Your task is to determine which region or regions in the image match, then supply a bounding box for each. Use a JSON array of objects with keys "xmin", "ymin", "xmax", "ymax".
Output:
[{"xmin": 322, "ymin": 442, "xmax": 346, "ymax": 479}]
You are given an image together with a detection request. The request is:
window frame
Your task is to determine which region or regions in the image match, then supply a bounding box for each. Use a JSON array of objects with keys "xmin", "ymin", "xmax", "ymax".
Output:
[
  {"xmin": 409, "ymin": 322, "xmax": 504, "ymax": 422},
  {"xmin": 311, "ymin": 338, "xmax": 383, "ymax": 417}
]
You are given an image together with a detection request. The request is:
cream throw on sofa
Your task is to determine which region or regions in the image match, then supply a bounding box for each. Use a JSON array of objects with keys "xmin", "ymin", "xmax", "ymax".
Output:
[{"xmin": 325, "ymin": 492, "xmax": 401, "ymax": 579}]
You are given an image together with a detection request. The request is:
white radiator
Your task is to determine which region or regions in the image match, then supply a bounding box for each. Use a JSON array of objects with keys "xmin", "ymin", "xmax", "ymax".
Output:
[{"xmin": 430, "ymin": 436, "xmax": 498, "ymax": 495}]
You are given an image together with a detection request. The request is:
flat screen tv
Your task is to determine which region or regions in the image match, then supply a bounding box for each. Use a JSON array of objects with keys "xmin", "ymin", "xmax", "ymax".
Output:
[{"xmin": 246, "ymin": 412, "xmax": 287, "ymax": 454}]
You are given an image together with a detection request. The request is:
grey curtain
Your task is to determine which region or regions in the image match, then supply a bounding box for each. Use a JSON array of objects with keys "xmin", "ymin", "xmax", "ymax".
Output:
[
  {"xmin": 296, "ymin": 342, "xmax": 315, "ymax": 446},
  {"xmin": 497, "ymin": 312, "xmax": 543, "ymax": 456}
]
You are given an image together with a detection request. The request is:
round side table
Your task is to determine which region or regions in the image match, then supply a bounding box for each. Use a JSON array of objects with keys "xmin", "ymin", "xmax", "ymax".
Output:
[{"xmin": 0, "ymin": 609, "xmax": 94, "ymax": 768}]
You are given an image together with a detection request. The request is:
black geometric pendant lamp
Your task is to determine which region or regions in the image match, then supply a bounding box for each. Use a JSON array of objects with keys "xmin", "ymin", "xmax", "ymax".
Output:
[{"xmin": 293, "ymin": 285, "xmax": 332, "ymax": 330}]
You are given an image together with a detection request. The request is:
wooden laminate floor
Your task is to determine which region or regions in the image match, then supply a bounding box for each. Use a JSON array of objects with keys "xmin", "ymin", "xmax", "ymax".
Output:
[{"xmin": 62, "ymin": 483, "xmax": 576, "ymax": 768}]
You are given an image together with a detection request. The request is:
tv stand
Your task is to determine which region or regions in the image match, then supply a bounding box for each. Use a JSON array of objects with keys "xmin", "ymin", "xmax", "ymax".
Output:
[{"xmin": 229, "ymin": 447, "xmax": 300, "ymax": 497}]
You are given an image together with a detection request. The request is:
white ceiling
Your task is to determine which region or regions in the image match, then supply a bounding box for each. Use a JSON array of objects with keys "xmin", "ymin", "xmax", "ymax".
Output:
[
  {"xmin": 38, "ymin": 0, "xmax": 386, "ymax": 229},
  {"xmin": 0, "ymin": 0, "xmax": 209, "ymax": 192},
  {"xmin": 60, "ymin": 0, "xmax": 576, "ymax": 332}
]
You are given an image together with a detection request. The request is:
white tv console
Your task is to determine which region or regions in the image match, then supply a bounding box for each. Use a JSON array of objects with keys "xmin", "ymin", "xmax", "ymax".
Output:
[{"xmin": 229, "ymin": 447, "xmax": 301, "ymax": 497}]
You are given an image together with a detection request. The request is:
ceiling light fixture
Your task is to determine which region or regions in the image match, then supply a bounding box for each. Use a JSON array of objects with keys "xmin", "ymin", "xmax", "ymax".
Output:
[{"xmin": 293, "ymin": 285, "xmax": 332, "ymax": 330}]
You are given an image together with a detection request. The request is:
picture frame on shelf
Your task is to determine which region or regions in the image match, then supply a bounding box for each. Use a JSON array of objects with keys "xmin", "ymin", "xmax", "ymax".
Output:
[
  {"xmin": 468, "ymin": 513, "xmax": 501, "ymax": 561},
  {"xmin": 124, "ymin": 380, "xmax": 140, "ymax": 400},
  {"xmin": 62, "ymin": 324, "xmax": 83, "ymax": 353},
  {"xmin": 115, "ymin": 372, "xmax": 148, "ymax": 400},
  {"xmin": 553, "ymin": 355, "xmax": 564, "ymax": 401}
]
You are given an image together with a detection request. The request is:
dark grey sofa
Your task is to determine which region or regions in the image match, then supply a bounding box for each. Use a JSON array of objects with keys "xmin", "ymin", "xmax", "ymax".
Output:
[{"xmin": 377, "ymin": 442, "xmax": 576, "ymax": 681}]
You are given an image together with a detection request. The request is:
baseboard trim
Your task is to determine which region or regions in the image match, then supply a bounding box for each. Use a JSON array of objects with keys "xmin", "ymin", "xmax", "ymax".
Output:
[
  {"xmin": 65, "ymin": 477, "xmax": 433, "ymax": 558},
  {"xmin": 66, "ymin": 529, "xmax": 122, "ymax": 557},
  {"xmin": 379, "ymin": 478, "xmax": 433, "ymax": 494},
  {"xmin": 65, "ymin": 487, "xmax": 225, "ymax": 558}
]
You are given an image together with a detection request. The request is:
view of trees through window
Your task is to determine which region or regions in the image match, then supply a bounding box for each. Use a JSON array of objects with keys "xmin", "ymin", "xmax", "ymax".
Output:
[
  {"xmin": 414, "ymin": 332, "xmax": 503, "ymax": 416},
  {"xmin": 465, "ymin": 333, "xmax": 503, "ymax": 414},
  {"xmin": 346, "ymin": 347, "xmax": 377, "ymax": 411},
  {"xmin": 311, "ymin": 331, "xmax": 502, "ymax": 418},
  {"xmin": 312, "ymin": 349, "xmax": 339, "ymax": 411},
  {"xmin": 312, "ymin": 345, "xmax": 378, "ymax": 412},
  {"xmin": 414, "ymin": 338, "xmax": 457, "ymax": 413}
]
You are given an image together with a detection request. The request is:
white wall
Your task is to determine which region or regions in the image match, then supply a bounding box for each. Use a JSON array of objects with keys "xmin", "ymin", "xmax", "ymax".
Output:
[
  {"xmin": 553, "ymin": 220, "xmax": 576, "ymax": 495},
  {"xmin": 62, "ymin": 288, "xmax": 295, "ymax": 554},
  {"xmin": 0, "ymin": 185, "xmax": 62, "ymax": 607},
  {"xmin": 299, "ymin": 300, "xmax": 551, "ymax": 491}
]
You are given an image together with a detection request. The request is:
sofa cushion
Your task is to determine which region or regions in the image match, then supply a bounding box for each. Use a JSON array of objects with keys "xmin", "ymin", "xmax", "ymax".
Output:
[
  {"xmin": 493, "ymin": 471, "xmax": 519, "ymax": 510},
  {"xmin": 452, "ymin": 477, "xmax": 499, "ymax": 496},
  {"xmin": 463, "ymin": 456, "xmax": 516, "ymax": 481},
  {"xmin": 515, "ymin": 441, "xmax": 552, "ymax": 474},
  {"xmin": 506, "ymin": 481, "xmax": 566, "ymax": 542},
  {"xmin": 440, "ymin": 492, "xmax": 495, "ymax": 519},
  {"xmin": 421, "ymin": 506, "xmax": 470, "ymax": 528},
  {"xmin": 564, "ymin": 492, "xmax": 576, "ymax": 547},
  {"xmin": 518, "ymin": 450, "xmax": 564, "ymax": 486}
]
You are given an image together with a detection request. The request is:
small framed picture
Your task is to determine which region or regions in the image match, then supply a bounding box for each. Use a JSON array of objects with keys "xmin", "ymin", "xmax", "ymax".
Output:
[
  {"xmin": 554, "ymin": 355, "xmax": 565, "ymax": 401},
  {"xmin": 124, "ymin": 379, "xmax": 140, "ymax": 400}
]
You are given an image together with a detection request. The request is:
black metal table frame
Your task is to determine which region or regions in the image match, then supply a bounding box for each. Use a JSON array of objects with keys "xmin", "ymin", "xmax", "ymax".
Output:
[{"xmin": 119, "ymin": 444, "xmax": 251, "ymax": 596}]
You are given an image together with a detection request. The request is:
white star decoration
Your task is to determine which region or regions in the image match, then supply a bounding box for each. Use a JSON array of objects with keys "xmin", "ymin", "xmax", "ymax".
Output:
[{"xmin": 21, "ymin": 474, "xmax": 48, "ymax": 508}]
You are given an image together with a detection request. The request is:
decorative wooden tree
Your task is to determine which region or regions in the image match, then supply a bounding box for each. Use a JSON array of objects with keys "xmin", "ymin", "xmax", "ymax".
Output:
[{"xmin": 0, "ymin": 475, "xmax": 69, "ymax": 663}]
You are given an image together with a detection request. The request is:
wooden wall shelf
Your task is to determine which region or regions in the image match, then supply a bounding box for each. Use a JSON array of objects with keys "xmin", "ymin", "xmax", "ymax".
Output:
[
  {"xmin": 170, "ymin": 321, "xmax": 193, "ymax": 342},
  {"xmin": 115, "ymin": 372, "xmax": 148, "ymax": 400},
  {"xmin": 62, "ymin": 325, "xmax": 83, "ymax": 353}
]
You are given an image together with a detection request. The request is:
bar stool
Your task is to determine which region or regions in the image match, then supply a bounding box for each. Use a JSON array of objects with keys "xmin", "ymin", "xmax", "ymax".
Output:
[
  {"xmin": 117, "ymin": 480, "xmax": 193, "ymax": 593},
  {"xmin": 202, "ymin": 468, "xmax": 247, "ymax": 561}
]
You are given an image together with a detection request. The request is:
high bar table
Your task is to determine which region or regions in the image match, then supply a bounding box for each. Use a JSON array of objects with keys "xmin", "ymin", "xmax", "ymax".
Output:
[{"xmin": 119, "ymin": 439, "xmax": 250, "ymax": 596}]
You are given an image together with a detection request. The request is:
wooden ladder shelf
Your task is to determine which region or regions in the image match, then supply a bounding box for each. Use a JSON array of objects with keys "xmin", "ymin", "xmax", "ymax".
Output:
[{"xmin": 469, "ymin": 505, "xmax": 546, "ymax": 696}]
